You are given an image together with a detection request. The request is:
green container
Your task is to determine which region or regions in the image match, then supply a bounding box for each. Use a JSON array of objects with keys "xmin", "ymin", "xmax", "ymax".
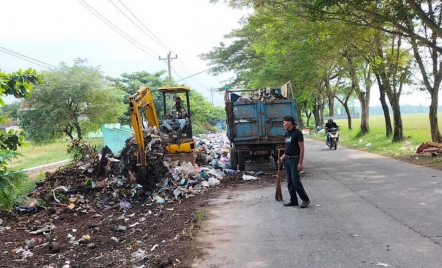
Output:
[{"xmin": 101, "ymin": 124, "xmax": 133, "ymax": 154}]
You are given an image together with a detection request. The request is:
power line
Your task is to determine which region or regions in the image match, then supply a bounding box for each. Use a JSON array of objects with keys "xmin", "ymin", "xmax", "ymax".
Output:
[
  {"xmin": 171, "ymin": 69, "xmax": 200, "ymax": 90},
  {"xmin": 109, "ymin": 0, "xmax": 168, "ymax": 54},
  {"xmin": 115, "ymin": 0, "xmax": 209, "ymax": 89},
  {"xmin": 118, "ymin": 0, "xmax": 175, "ymax": 53},
  {"xmin": 77, "ymin": 0, "xmax": 158, "ymax": 59},
  {"xmin": 0, "ymin": 47, "xmax": 55, "ymax": 69},
  {"xmin": 177, "ymin": 59, "xmax": 208, "ymax": 89},
  {"xmin": 175, "ymin": 68, "xmax": 213, "ymax": 83}
]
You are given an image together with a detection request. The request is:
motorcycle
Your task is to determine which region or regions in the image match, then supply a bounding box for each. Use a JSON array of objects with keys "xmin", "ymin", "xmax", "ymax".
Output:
[{"xmin": 326, "ymin": 127, "xmax": 339, "ymax": 150}]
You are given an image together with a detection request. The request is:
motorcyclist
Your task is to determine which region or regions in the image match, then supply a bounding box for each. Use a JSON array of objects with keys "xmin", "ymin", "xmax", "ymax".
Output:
[{"xmin": 325, "ymin": 117, "xmax": 338, "ymax": 145}]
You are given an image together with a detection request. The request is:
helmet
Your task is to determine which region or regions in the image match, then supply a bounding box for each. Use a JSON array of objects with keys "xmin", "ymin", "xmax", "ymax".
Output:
[{"xmin": 328, "ymin": 117, "xmax": 333, "ymax": 123}]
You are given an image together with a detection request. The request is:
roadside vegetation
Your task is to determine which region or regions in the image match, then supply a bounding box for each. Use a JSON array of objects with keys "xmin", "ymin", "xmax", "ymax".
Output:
[
  {"xmin": 204, "ymin": 1, "xmax": 442, "ymax": 144},
  {"xmin": 309, "ymin": 114, "xmax": 442, "ymax": 169},
  {"xmin": 9, "ymin": 138, "xmax": 103, "ymax": 170}
]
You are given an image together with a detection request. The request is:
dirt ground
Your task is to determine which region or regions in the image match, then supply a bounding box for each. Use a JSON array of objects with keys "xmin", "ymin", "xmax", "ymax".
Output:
[{"xmin": 0, "ymin": 171, "xmax": 278, "ymax": 268}]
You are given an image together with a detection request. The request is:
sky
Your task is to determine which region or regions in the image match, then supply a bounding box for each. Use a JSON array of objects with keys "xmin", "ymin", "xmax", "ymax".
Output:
[
  {"xmin": 0, "ymin": 0, "xmax": 438, "ymax": 108},
  {"xmin": 1, "ymin": 0, "xmax": 248, "ymax": 106}
]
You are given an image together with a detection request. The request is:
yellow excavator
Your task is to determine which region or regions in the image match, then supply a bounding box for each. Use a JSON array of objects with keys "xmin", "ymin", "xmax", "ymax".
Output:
[{"xmin": 128, "ymin": 86, "xmax": 196, "ymax": 172}]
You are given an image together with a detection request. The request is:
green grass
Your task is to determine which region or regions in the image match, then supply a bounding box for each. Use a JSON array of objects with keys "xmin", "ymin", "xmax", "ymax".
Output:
[
  {"xmin": 9, "ymin": 138, "xmax": 103, "ymax": 170},
  {"xmin": 310, "ymin": 113, "xmax": 441, "ymax": 157},
  {"xmin": 194, "ymin": 209, "xmax": 207, "ymax": 221}
]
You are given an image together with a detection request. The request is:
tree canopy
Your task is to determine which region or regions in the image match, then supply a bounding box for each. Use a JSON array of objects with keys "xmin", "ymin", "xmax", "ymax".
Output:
[
  {"xmin": 206, "ymin": 0, "xmax": 439, "ymax": 141},
  {"xmin": 18, "ymin": 59, "xmax": 126, "ymax": 143},
  {"xmin": 0, "ymin": 68, "xmax": 43, "ymax": 208}
]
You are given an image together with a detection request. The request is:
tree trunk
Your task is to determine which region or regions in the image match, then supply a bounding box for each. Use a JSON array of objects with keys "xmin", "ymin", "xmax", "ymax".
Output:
[
  {"xmin": 304, "ymin": 110, "xmax": 311, "ymax": 129},
  {"xmin": 342, "ymin": 101, "xmax": 352, "ymax": 130},
  {"xmin": 74, "ymin": 122, "xmax": 82, "ymax": 139},
  {"xmin": 390, "ymin": 99, "xmax": 404, "ymax": 142},
  {"xmin": 430, "ymin": 89, "xmax": 442, "ymax": 142},
  {"xmin": 65, "ymin": 124, "xmax": 74, "ymax": 140},
  {"xmin": 358, "ymin": 93, "xmax": 370, "ymax": 134},
  {"xmin": 313, "ymin": 104, "xmax": 321, "ymax": 129},
  {"xmin": 296, "ymin": 103, "xmax": 304, "ymax": 129},
  {"xmin": 327, "ymin": 93, "xmax": 335, "ymax": 117},
  {"xmin": 319, "ymin": 98, "xmax": 325, "ymax": 127},
  {"xmin": 375, "ymin": 74, "xmax": 393, "ymax": 137}
]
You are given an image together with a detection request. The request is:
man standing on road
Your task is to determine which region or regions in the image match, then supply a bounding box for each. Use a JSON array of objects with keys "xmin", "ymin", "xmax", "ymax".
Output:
[{"xmin": 277, "ymin": 116, "xmax": 310, "ymax": 208}]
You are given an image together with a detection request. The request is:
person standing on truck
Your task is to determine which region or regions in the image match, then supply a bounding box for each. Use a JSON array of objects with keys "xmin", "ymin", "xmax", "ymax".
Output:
[
  {"xmin": 277, "ymin": 116, "xmax": 310, "ymax": 208},
  {"xmin": 162, "ymin": 96, "xmax": 187, "ymax": 132}
]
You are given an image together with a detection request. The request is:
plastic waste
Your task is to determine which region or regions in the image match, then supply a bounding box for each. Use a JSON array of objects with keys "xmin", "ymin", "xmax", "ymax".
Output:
[
  {"xmin": 154, "ymin": 195, "xmax": 165, "ymax": 204},
  {"xmin": 150, "ymin": 244, "xmax": 159, "ymax": 251},
  {"xmin": 173, "ymin": 189, "xmax": 182, "ymax": 198},
  {"xmin": 22, "ymin": 250, "xmax": 33, "ymax": 259},
  {"xmin": 242, "ymin": 174, "xmax": 259, "ymax": 181},
  {"xmin": 131, "ymin": 249, "xmax": 148, "ymax": 262},
  {"xmin": 119, "ymin": 199, "xmax": 132, "ymax": 209},
  {"xmin": 208, "ymin": 177, "xmax": 221, "ymax": 187},
  {"xmin": 52, "ymin": 186, "xmax": 68, "ymax": 203},
  {"xmin": 78, "ymin": 234, "xmax": 91, "ymax": 244}
]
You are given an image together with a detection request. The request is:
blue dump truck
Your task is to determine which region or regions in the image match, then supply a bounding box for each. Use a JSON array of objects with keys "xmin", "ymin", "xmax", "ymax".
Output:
[{"xmin": 225, "ymin": 90, "xmax": 297, "ymax": 171}]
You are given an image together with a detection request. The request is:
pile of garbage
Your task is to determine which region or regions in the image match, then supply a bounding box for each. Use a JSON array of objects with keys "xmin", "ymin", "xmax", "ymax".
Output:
[
  {"xmin": 20, "ymin": 131, "xmax": 240, "ymax": 215},
  {"xmin": 0, "ymin": 130, "xmax": 269, "ymax": 267},
  {"xmin": 416, "ymin": 142, "xmax": 442, "ymax": 156},
  {"xmin": 233, "ymin": 88, "xmax": 286, "ymax": 103}
]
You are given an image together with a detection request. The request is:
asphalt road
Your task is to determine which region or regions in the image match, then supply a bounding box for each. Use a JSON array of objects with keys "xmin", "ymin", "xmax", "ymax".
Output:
[{"xmin": 192, "ymin": 138, "xmax": 442, "ymax": 268}]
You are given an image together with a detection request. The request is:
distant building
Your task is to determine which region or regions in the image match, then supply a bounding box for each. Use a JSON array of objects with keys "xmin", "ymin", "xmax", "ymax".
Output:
[{"xmin": 0, "ymin": 120, "xmax": 22, "ymax": 132}]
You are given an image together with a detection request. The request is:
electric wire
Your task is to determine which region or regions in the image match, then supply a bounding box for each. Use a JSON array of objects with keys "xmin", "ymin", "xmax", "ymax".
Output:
[
  {"xmin": 177, "ymin": 59, "xmax": 208, "ymax": 89},
  {"xmin": 109, "ymin": 0, "xmax": 168, "ymax": 54},
  {"xmin": 77, "ymin": 0, "xmax": 158, "ymax": 59},
  {"xmin": 175, "ymin": 68, "xmax": 213, "ymax": 83},
  {"xmin": 0, "ymin": 47, "xmax": 55, "ymax": 69},
  {"xmin": 118, "ymin": 0, "xmax": 175, "ymax": 53},
  {"xmin": 171, "ymin": 69, "xmax": 199, "ymax": 90},
  {"xmin": 115, "ymin": 0, "xmax": 209, "ymax": 89}
]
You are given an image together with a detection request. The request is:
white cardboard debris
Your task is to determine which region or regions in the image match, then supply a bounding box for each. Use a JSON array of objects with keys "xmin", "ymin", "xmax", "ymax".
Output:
[{"xmin": 242, "ymin": 174, "xmax": 259, "ymax": 181}]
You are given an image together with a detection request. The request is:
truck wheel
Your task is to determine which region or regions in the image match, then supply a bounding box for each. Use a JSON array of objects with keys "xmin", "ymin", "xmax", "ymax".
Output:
[
  {"xmin": 238, "ymin": 152, "xmax": 246, "ymax": 171},
  {"xmin": 230, "ymin": 147, "xmax": 238, "ymax": 170}
]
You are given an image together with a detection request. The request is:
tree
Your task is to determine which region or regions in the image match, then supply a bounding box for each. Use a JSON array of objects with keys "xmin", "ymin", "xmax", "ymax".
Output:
[
  {"xmin": 0, "ymin": 68, "xmax": 43, "ymax": 208},
  {"xmin": 301, "ymin": 0, "xmax": 442, "ymax": 141},
  {"xmin": 369, "ymin": 33, "xmax": 412, "ymax": 141},
  {"xmin": 188, "ymin": 90, "xmax": 226, "ymax": 134},
  {"xmin": 0, "ymin": 101, "xmax": 22, "ymax": 120},
  {"xmin": 19, "ymin": 59, "xmax": 126, "ymax": 143},
  {"xmin": 335, "ymin": 84, "xmax": 355, "ymax": 130}
]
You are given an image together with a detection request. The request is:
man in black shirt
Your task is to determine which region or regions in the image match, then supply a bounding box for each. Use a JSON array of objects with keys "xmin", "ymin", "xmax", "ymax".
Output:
[{"xmin": 277, "ymin": 116, "xmax": 310, "ymax": 208}]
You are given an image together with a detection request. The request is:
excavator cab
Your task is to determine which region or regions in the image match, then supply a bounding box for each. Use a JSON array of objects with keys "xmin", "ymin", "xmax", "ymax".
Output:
[{"xmin": 158, "ymin": 86, "xmax": 196, "ymax": 154}]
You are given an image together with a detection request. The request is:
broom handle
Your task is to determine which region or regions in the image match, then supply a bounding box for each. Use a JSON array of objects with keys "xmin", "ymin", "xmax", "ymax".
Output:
[{"xmin": 277, "ymin": 149, "xmax": 281, "ymax": 174}]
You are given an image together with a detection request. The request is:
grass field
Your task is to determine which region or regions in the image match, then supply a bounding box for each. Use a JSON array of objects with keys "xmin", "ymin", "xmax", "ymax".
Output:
[
  {"xmin": 9, "ymin": 138, "xmax": 103, "ymax": 170},
  {"xmin": 309, "ymin": 113, "xmax": 442, "ymax": 165}
]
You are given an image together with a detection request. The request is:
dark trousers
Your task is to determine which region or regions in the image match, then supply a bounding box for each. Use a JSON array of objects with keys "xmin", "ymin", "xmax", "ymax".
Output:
[{"xmin": 285, "ymin": 157, "xmax": 309, "ymax": 203}]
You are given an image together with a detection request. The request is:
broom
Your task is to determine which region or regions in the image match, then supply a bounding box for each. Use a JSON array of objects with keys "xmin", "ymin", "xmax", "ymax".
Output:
[{"xmin": 275, "ymin": 149, "xmax": 283, "ymax": 201}]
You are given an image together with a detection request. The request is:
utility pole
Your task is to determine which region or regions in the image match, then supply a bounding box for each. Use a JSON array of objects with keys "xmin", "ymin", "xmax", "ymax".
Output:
[
  {"xmin": 159, "ymin": 52, "xmax": 178, "ymax": 104},
  {"xmin": 210, "ymin": 87, "xmax": 214, "ymax": 104}
]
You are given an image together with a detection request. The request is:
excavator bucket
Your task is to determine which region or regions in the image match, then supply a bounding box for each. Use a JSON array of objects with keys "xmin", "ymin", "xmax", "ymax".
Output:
[{"xmin": 166, "ymin": 153, "xmax": 196, "ymax": 164}]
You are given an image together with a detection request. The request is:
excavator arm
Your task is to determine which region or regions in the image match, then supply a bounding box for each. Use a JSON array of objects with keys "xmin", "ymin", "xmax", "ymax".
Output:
[{"xmin": 128, "ymin": 86, "xmax": 160, "ymax": 169}]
